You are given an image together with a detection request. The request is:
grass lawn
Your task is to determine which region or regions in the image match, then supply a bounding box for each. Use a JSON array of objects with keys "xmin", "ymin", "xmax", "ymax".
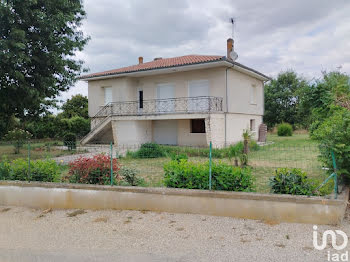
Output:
[
  {"xmin": 120, "ymin": 133, "xmax": 329, "ymax": 193},
  {"xmin": 0, "ymin": 141, "xmax": 85, "ymax": 162}
]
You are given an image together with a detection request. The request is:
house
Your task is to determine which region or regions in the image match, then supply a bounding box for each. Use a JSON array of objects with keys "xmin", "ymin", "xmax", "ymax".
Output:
[{"xmin": 79, "ymin": 38, "xmax": 270, "ymax": 148}]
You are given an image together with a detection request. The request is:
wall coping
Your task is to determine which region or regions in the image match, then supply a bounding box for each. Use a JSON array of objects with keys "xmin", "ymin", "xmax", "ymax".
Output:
[{"xmin": 0, "ymin": 180, "xmax": 348, "ymax": 206}]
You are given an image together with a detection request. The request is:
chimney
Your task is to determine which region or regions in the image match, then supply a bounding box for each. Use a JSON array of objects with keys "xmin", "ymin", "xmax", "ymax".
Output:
[
  {"xmin": 138, "ymin": 56, "xmax": 143, "ymax": 64},
  {"xmin": 227, "ymin": 38, "xmax": 234, "ymax": 60},
  {"xmin": 154, "ymin": 57, "xmax": 162, "ymax": 61}
]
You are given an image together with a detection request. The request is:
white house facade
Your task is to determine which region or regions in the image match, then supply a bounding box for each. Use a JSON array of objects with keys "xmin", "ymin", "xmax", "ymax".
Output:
[{"xmin": 79, "ymin": 39, "xmax": 270, "ymax": 148}]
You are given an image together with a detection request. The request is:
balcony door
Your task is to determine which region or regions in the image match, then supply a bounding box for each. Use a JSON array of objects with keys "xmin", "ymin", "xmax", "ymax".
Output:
[
  {"xmin": 188, "ymin": 80, "xmax": 209, "ymax": 112},
  {"xmin": 157, "ymin": 83, "xmax": 175, "ymax": 113}
]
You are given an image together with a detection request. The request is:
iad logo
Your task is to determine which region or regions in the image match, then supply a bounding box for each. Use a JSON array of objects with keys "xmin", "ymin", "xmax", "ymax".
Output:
[{"xmin": 313, "ymin": 225, "xmax": 348, "ymax": 261}]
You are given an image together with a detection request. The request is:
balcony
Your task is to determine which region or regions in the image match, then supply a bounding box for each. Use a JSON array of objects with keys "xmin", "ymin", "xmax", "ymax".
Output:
[{"xmin": 93, "ymin": 96, "xmax": 223, "ymax": 118}]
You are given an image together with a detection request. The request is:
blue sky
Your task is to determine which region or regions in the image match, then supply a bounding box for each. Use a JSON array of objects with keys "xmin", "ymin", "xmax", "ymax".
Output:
[{"xmin": 59, "ymin": 0, "xmax": 350, "ymax": 101}]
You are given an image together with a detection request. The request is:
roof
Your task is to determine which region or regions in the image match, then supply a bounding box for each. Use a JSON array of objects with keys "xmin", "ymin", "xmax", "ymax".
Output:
[{"xmin": 79, "ymin": 54, "xmax": 270, "ymax": 81}]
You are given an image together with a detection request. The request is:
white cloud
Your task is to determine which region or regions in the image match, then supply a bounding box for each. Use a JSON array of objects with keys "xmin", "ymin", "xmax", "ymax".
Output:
[{"xmin": 59, "ymin": 0, "xmax": 350, "ymax": 101}]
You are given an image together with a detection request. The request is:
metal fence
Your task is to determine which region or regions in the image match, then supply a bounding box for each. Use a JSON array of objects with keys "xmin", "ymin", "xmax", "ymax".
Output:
[{"xmin": 0, "ymin": 139, "xmax": 338, "ymax": 196}]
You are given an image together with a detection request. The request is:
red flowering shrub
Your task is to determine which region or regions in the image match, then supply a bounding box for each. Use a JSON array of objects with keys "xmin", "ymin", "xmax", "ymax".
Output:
[{"xmin": 66, "ymin": 154, "xmax": 120, "ymax": 185}]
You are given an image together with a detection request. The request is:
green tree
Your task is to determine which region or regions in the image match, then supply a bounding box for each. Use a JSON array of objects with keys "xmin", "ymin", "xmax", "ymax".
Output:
[
  {"xmin": 59, "ymin": 94, "xmax": 88, "ymax": 119},
  {"xmin": 304, "ymin": 71, "xmax": 350, "ymax": 134},
  {"xmin": 264, "ymin": 71, "xmax": 308, "ymax": 129},
  {"xmin": 0, "ymin": 0, "xmax": 89, "ymax": 137}
]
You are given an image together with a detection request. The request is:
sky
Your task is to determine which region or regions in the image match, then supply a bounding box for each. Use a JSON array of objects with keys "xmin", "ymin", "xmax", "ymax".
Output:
[{"xmin": 60, "ymin": 0, "xmax": 350, "ymax": 101}]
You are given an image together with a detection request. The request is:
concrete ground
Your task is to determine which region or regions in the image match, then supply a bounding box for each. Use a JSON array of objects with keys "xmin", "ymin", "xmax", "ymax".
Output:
[{"xmin": 0, "ymin": 206, "xmax": 349, "ymax": 262}]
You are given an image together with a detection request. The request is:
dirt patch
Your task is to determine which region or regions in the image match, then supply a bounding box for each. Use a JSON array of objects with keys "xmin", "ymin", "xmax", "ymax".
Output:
[
  {"xmin": 260, "ymin": 219, "xmax": 280, "ymax": 226},
  {"xmin": 67, "ymin": 209, "xmax": 86, "ymax": 217},
  {"xmin": 93, "ymin": 217, "xmax": 108, "ymax": 223},
  {"xmin": 274, "ymin": 243, "xmax": 286, "ymax": 248}
]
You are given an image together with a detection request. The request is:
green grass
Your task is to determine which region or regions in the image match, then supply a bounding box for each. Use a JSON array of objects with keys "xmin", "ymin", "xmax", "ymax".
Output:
[
  {"xmin": 120, "ymin": 133, "xmax": 329, "ymax": 193},
  {"xmin": 0, "ymin": 140, "xmax": 85, "ymax": 162}
]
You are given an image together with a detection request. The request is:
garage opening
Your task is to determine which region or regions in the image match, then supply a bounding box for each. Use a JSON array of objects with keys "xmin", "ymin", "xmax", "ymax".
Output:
[{"xmin": 191, "ymin": 119, "xmax": 206, "ymax": 133}]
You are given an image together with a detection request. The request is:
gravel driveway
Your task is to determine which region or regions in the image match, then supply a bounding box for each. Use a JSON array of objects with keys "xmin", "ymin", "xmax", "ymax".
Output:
[{"xmin": 0, "ymin": 206, "xmax": 349, "ymax": 262}]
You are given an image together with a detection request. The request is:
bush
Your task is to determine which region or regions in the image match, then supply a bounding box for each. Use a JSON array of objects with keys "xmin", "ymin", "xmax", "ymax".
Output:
[
  {"xmin": 119, "ymin": 167, "xmax": 146, "ymax": 186},
  {"xmin": 0, "ymin": 158, "xmax": 60, "ymax": 182},
  {"xmin": 4, "ymin": 128, "xmax": 32, "ymax": 154},
  {"xmin": 0, "ymin": 158, "xmax": 11, "ymax": 180},
  {"xmin": 61, "ymin": 116, "xmax": 90, "ymax": 138},
  {"xmin": 227, "ymin": 143, "xmax": 243, "ymax": 166},
  {"xmin": 277, "ymin": 123, "xmax": 293, "ymax": 136},
  {"xmin": 164, "ymin": 160, "xmax": 254, "ymax": 192},
  {"xmin": 63, "ymin": 132, "xmax": 77, "ymax": 150},
  {"xmin": 66, "ymin": 154, "xmax": 120, "ymax": 185},
  {"xmin": 249, "ymin": 140, "xmax": 260, "ymax": 151},
  {"xmin": 135, "ymin": 143, "xmax": 165, "ymax": 158},
  {"xmin": 312, "ymin": 107, "xmax": 350, "ymax": 182},
  {"xmin": 269, "ymin": 168, "xmax": 313, "ymax": 195},
  {"xmin": 170, "ymin": 153, "xmax": 188, "ymax": 162}
]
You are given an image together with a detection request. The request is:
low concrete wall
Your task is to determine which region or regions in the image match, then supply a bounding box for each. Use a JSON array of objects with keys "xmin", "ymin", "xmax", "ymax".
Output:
[{"xmin": 0, "ymin": 181, "xmax": 348, "ymax": 225}]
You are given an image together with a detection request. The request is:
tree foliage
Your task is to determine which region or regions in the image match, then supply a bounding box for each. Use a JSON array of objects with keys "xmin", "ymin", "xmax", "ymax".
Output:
[
  {"xmin": 0, "ymin": 0, "xmax": 89, "ymax": 137},
  {"xmin": 264, "ymin": 71, "xmax": 308, "ymax": 129},
  {"xmin": 59, "ymin": 94, "xmax": 88, "ymax": 119},
  {"xmin": 309, "ymin": 72, "xmax": 350, "ymax": 181}
]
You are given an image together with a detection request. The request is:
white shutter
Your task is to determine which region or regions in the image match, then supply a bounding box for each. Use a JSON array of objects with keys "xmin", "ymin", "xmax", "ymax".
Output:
[
  {"xmin": 157, "ymin": 83, "xmax": 175, "ymax": 113},
  {"xmin": 188, "ymin": 80, "xmax": 209, "ymax": 97},
  {"xmin": 104, "ymin": 87, "xmax": 113, "ymax": 105},
  {"xmin": 188, "ymin": 80, "xmax": 209, "ymax": 112}
]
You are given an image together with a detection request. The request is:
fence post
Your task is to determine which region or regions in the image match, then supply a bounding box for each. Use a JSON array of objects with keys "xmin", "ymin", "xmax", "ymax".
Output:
[
  {"xmin": 209, "ymin": 141, "xmax": 212, "ymax": 190},
  {"xmin": 331, "ymin": 151, "xmax": 338, "ymax": 199},
  {"xmin": 27, "ymin": 142, "xmax": 31, "ymax": 181},
  {"xmin": 110, "ymin": 142, "xmax": 113, "ymax": 186}
]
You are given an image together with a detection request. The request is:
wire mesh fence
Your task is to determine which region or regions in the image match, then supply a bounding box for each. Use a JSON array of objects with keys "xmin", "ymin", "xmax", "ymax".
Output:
[{"xmin": 0, "ymin": 138, "xmax": 336, "ymax": 194}]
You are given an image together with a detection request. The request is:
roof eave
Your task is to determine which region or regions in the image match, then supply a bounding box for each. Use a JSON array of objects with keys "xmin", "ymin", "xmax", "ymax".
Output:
[
  {"xmin": 78, "ymin": 59, "xmax": 226, "ymax": 81},
  {"xmin": 78, "ymin": 58, "xmax": 271, "ymax": 82},
  {"xmin": 222, "ymin": 59, "xmax": 271, "ymax": 81}
]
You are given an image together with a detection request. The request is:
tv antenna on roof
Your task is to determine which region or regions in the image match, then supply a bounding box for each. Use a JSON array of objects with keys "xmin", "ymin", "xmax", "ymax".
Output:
[{"xmin": 230, "ymin": 17, "xmax": 235, "ymax": 39}]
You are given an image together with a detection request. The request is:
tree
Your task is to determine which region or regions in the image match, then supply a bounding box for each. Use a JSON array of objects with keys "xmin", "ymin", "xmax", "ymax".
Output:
[
  {"xmin": 59, "ymin": 94, "xmax": 88, "ymax": 119},
  {"xmin": 304, "ymin": 71, "xmax": 350, "ymax": 135},
  {"xmin": 0, "ymin": 0, "xmax": 89, "ymax": 137},
  {"xmin": 264, "ymin": 71, "xmax": 308, "ymax": 129},
  {"xmin": 309, "ymin": 71, "xmax": 350, "ymax": 183}
]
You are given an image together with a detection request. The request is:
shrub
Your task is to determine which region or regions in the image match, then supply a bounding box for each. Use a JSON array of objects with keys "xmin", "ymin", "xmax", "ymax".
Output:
[
  {"xmin": 66, "ymin": 154, "xmax": 120, "ymax": 185},
  {"xmin": 4, "ymin": 128, "xmax": 32, "ymax": 154},
  {"xmin": 0, "ymin": 158, "xmax": 11, "ymax": 180},
  {"xmin": 227, "ymin": 143, "xmax": 243, "ymax": 166},
  {"xmin": 170, "ymin": 153, "xmax": 188, "ymax": 162},
  {"xmin": 135, "ymin": 143, "xmax": 165, "ymax": 158},
  {"xmin": 119, "ymin": 167, "xmax": 146, "ymax": 186},
  {"xmin": 164, "ymin": 160, "xmax": 254, "ymax": 192},
  {"xmin": 63, "ymin": 132, "xmax": 77, "ymax": 150},
  {"xmin": 0, "ymin": 158, "xmax": 59, "ymax": 182},
  {"xmin": 277, "ymin": 123, "xmax": 293, "ymax": 136},
  {"xmin": 61, "ymin": 116, "xmax": 90, "ymax": 138},
  {"xmin": 312, "ymin": 107, "xmax": 350, "ymax": 182},
  {"xmin": 249, "ymin": 140, "xmax": 260, "ymax": 151},
  {"xmin": 269, "ymin": 168, "xmax": 313, "ymax": 195}
]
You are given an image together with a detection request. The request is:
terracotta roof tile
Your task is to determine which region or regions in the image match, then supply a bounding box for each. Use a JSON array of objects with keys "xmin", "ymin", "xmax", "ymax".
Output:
[{"xmin": 80, "ymin": 55, "xmax": 225, "ymax": 79}]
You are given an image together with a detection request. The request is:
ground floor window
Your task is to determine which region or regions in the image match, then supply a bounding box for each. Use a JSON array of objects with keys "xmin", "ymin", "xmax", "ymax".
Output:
[
  {"xmin": 250, "ymin": 119, "xmax": 256, "ymax": 131},
  {"xmin": 191, "ymin": 119, "xmax": 206, "ymax": 133}
]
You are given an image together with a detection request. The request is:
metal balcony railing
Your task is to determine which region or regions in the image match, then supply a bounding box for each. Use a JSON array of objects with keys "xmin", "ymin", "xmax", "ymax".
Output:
[{"xmin": 93, "ymin": 96, "xmax": 223, "ymax": 118}]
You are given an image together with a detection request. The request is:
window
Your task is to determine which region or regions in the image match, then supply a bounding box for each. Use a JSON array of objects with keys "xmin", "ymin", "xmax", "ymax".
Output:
[
  {"xmin": 250, "ymin": 85, "xmax": 257, "ymax": 104},
  {"xmin": 191, "ymin": 119, "xmax": 206, "ymax": 133},
  {"xmin": 104, "ymin": 87, "xmax": 112, "ymax": 105},
  {"xmin": 138, "ymin": 90, "xmax": 143, "ymax": 109},
  {"xmin": 250, "ymin": 119, "xmax": 256, "ymax": 131}
]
